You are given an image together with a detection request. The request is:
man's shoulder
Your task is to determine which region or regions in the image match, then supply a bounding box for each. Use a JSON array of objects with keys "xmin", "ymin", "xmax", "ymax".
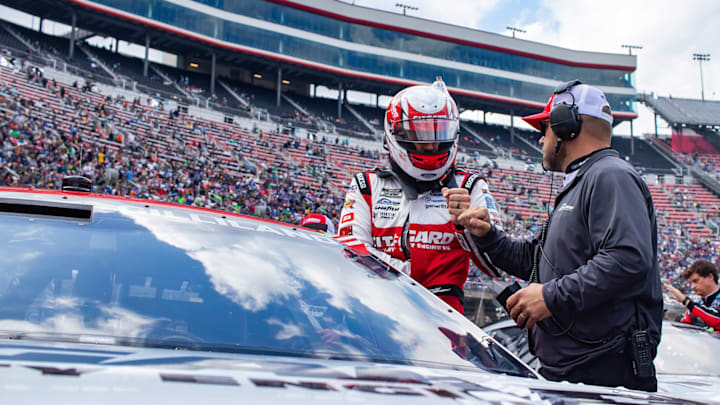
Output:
[
  {"xmin": 586, "ymin": 153, "xmax": 640, "ymax": 181},
  {"xmin": 709, "ymin": 289, "xmax": 720, "ymax": 308},
  {"xmin": 453, "ymin": 168, "xmax": 488, "ymax": 190},
  {"xmin": 350, "ymin": 168, "xmax": 400, "ymax": 190}
]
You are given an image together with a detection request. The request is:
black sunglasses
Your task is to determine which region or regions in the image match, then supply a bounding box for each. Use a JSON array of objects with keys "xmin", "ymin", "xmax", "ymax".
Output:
[
  {"xmin": 539, "ymin": 119, "xmax": 550, "ymax": 134},
  {"xmin": 553, "ymin": 79, "xmax": 583, "ymax": 95}
]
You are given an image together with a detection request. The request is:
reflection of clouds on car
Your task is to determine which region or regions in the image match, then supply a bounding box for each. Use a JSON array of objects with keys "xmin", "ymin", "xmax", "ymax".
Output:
[
  {"xmin": 2, "ymin": 302, "xmax": 160, "ymax": 341},
  {"xmin": 4, "ymin": 189, "xmax": 712, "ymax": 403},
  {"xmin": 118, "ymin": 205, "xmax": 309, "ymax": 312}
]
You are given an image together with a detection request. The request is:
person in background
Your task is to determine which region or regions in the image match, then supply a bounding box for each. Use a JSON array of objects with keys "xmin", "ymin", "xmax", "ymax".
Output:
[
  {"xmin": 337, "ymin": 77, "xmax": 501, "ymax": 314},
  {"xmin": 300, "ymin": 213, "xmax": 335, "ymax": 234},
  {"xmin": 665, "ymin": 259, "xmax": 720, "ymax": 329}
]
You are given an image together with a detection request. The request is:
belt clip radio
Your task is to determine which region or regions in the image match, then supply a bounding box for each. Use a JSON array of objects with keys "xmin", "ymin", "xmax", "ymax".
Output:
[{"xmin": 630, "ymin": 329, "xmax": 654, "ymax": 378}]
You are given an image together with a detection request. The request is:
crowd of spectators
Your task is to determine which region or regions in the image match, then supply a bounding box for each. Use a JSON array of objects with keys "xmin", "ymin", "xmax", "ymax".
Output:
[
  {"xmin": 0, "ymin": 59, "xmax": 718, "ymax": 290},
  {"xmin": 0, "ymin": 61, "xmax": 345, "ymax": 226}
]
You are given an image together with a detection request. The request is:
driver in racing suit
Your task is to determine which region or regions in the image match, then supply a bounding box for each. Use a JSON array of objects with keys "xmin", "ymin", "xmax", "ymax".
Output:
[{"xmin": 336, "ymin": 78, "xmax": 502, "ymax": 314}]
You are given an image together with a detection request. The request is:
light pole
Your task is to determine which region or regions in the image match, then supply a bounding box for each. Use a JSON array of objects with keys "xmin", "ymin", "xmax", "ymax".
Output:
[
  {"xmin": 620, "ymin": 44, "xmax": 642, "ymax": 155},
  {"xmin": 621, "ymin": 44, "xmax": 643, "ymax": 55},
  {"xmin": 506, "ymin": 26, "xmax": 526, "ymax": 39},
  {"xmin": 395, "ymin": 3, "xmax": 418, "ymax": 15},
  {"xmin": 693, "ymin": 53, "xmax": 711, "ymax": 102}
]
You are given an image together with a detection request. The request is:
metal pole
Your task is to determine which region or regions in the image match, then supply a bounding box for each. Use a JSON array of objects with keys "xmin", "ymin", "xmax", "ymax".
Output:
[
  {"xmin": 693, "ymin": 53, "xmax": 710, "ymax": 102},
  {"xmin": 338, "ymin": 82, "xmax": 343, "ymax": 119},
  {"xmin": 654, "ymin": 113, "xmax": 658, "ymax": 137},
  {"xmin": 699, "ymin": 60, "xmax": 706, "ymax": 102},
  {"xmin": 276, "ymin": 67, "xmax": 282, "ymax": 107},
  {"xmin": 143, "ymin": 34, "xmax": 150, "ymax": 77},
  {"xmin": 39, "ymin": 18, "xmax": 43, "ymax": 32},
  {"xmin": 210, "ymin": 52, "xmax": 216, "ymax": 96},
  {"xmin": 510, "ymin": 110, "xmax": 515, "ymax": 144},
  {"xmin": 630, "ymin": 119, "xmax": 635, "ymax": 155},
  {"xmin": 114, "ymin": 38, "xmax": 118, "ymax": 53},
  {"xmin": 69, "ymin": 12, "xmax": 76, "ymax": 59}
]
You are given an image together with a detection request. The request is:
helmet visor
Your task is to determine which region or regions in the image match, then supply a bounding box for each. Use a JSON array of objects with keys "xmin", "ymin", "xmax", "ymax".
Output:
[{"xmin": 392, "ymin": 118, "xmax": 459, "ymax": 143}]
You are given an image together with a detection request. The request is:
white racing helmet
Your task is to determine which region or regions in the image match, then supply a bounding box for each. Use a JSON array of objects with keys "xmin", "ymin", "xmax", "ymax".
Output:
[{"xmin": 384, "ymin": 77, "xmax": 460, "ymax": 181}]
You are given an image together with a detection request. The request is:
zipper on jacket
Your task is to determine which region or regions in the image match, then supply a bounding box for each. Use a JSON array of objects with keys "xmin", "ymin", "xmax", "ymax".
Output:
[{"xmin": 400, "ymin": 213, "xmax": 411, "ymax": 260}]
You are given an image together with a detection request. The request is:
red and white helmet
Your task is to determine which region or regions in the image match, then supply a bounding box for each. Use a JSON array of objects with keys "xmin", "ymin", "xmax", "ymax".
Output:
[{"xmin": 384, "ymin": 77, "xmax": 460, "ymax": 181}]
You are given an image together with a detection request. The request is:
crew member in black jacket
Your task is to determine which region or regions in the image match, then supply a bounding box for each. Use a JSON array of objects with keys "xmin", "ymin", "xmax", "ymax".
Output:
[{"xmin": 443, "ymin": 81, "xmax": 662, "ymax": 392}]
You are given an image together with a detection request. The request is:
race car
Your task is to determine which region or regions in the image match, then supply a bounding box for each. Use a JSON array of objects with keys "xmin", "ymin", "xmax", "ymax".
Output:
[{"xmin": 0, "ymin": 182, "xmax": 708, "ymax": 404}]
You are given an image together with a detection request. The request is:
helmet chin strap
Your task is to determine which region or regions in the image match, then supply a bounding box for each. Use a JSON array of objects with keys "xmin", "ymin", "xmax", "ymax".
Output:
[{"xmin": 388, "ymin": 158, "xmax": 449, "ymax": 199}]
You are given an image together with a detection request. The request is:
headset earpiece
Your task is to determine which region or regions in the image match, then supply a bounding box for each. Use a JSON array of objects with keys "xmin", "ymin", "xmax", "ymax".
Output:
[
  {"xmin": 548, "ymin": 80, "xmax": 584, "ymax": 141},
  {"xmin": 550, "ymin": 102, "xmax": 582, "ymax": 141}
]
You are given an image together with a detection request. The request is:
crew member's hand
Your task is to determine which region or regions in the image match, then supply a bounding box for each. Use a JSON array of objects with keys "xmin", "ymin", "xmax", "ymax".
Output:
[
  {"xmin": 457, "ymin": 206, "xmax": 493, "ymax": 238},
  {"xmin": 441, "ymin": 187, "xmax": 471, "ymax": 224},
  {"xmin": 506, "ymin": 283, "xmax": 552, "ymax": 330},
  {"xmin": 663, "ymin": 282, "xmax": 686, "ymax": 303}
]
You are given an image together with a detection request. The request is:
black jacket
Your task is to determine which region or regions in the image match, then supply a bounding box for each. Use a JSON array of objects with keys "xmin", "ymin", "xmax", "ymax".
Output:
[{"xmin": 472, "ymin": 149, "xmax": 663, "ymax": 376}]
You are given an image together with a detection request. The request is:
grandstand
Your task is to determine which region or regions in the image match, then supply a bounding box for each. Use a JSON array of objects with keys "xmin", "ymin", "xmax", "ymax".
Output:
[
  {"xmin": 0, "ymin": 0, "xmax": 719, "ymax": 284},
  {"xmin": 640, "ymin": 94, "xmax": 720, "ymax": 127},
  {"xmin": 640, "ymin": 93, "xmax": 720, "ymax": 196}
]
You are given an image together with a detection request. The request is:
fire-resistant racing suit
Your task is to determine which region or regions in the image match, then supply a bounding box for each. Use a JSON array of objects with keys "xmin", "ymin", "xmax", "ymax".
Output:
[
  {"xmin": 336, "ymin": 167, "xmax": 502, "ymax": 313},
  {"xmin": 681, "ymin": 286, "xmax": 720, "ymax": 330}
]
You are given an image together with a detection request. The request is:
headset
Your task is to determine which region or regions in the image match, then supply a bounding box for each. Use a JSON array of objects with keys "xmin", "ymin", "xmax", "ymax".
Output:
[{"xmin": 549, "ymin": 79, "xmax": 583, "ymax": 141}]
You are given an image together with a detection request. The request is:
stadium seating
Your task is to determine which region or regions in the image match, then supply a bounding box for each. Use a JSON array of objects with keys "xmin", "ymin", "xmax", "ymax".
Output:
[
  {"xmin": 462, "ymin": 120, "xmax": 542, "ymax": 160},
  {"xmin": 610, "ymin": 136, "xmax": 676, "ymax": 171},
  {"xmin": 640, "ymin": 93, "xmax": 720, "ymax": 126}
]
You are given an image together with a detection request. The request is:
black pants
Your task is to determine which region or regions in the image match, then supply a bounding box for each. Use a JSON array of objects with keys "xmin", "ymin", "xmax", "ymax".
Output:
[{"xmin": 539, "ymin": 352, "xmax": 657, "ymax": 392}]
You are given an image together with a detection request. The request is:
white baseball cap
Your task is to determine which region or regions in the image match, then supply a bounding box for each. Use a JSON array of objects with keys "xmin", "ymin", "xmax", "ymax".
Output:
[{"xmin": 523, "ymin": 81, "xmax": 613, "ymax": 130}]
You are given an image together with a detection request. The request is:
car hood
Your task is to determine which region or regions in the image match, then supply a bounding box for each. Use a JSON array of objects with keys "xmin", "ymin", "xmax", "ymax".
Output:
[
  {"xmin": 0, "ymin": 340, "xmax": 709, "ymax": 404},
  {"xmin": 657, "ymin": 374, "xmax": 720, "ymax": 404}
]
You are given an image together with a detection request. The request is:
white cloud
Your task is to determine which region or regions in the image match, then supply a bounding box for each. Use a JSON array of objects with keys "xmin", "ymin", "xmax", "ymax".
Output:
[{"xmin": 496, "ymin": 0, "xmax": 720, "ymax": 135}]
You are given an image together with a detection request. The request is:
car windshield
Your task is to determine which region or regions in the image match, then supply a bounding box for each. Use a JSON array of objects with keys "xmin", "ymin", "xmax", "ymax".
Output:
[{"xmin": 0, "ymin": 192, "xmax": 534, "ymax": 377}]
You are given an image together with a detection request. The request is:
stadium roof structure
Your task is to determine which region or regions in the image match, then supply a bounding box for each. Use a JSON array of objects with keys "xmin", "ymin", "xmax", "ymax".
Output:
[
  {"xmin": 639, "ymin": 94, "xmax": 720, "ymax": 127},
  {"xmin": 3, "ymin": 0, "xmax": 638, "ymax": 123}
]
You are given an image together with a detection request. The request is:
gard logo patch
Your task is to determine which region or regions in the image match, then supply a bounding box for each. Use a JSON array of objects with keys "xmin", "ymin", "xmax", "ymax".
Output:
[{"xmin": 407, "ymin": 230, "xmax": 456, "ymax": 251}]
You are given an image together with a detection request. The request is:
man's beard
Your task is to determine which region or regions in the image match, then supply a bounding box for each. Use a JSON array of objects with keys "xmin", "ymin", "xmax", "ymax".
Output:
[{"xmin": 542, "ymin": 140, "xmax": 565, "ymax": 172}]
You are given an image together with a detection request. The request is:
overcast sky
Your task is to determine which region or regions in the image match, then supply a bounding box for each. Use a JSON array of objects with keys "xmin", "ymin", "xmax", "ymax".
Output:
[{"xmin": 346, "ymin": 0, "xmax": 720, "ymax": 136}]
